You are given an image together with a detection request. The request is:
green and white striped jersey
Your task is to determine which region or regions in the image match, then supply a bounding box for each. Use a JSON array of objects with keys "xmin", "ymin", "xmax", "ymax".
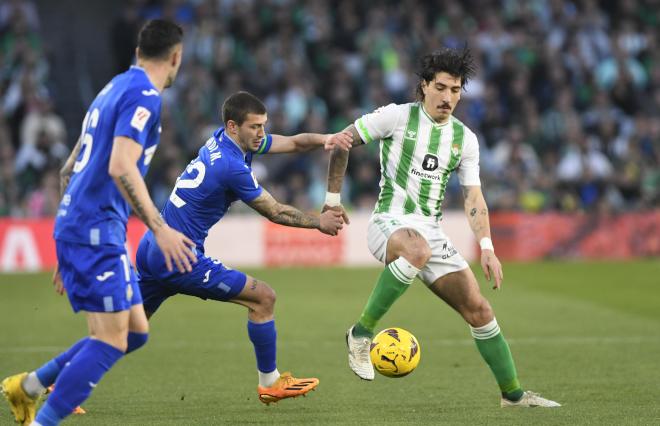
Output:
[{"xmin": 354, "ymin": 102, "xmax": 480, "ymax": 219}]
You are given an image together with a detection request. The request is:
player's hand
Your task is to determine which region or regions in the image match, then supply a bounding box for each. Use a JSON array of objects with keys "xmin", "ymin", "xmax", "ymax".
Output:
[
  {"xmin": 153, "ymin": 225, "xmax": 197, "ymax": 273},
  {"xmin": 319, "ymin": 209, "xmax": 344, "ymax": 236},
  {"xmin": 480, "ymin": 249, "xmax": 503, "ymax": 290},
  {"xmin": 324, "ymin": 131, "xmax": 353, "ymax": 152},
  {"xmin": 322, "ymin": 204, "xmax": 350, "ymax": 224},
  {"xmin": 52, "ymin": 263, "xmax": 65, "ymax": 295}
]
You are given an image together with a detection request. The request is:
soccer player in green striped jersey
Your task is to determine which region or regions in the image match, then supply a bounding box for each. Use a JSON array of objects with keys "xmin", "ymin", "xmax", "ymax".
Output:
[{"xmin": 325, "ymin": 47, "xmax": 559, "ymax": 408}]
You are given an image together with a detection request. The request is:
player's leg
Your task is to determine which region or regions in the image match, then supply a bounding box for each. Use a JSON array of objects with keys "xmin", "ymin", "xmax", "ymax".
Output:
[
  {"xmin": 352, "ymin": 226, "xmax": 429, "ymax": 338},
  {"xmin": 34, "ymin": 311, "xmax": 129, "ymax": 425},
  {"xmin": 228, "ymin": 275, "xmax": 318, "ymax": 404},
  {"xmin": 427, "ymin": 268, "xmax": 559, "ymax": 407},
  {"xmin": 346, "ymin": 216, "xmax": 428, "ymax": 380},
  {"xmin": 126, "ymin": 303, "xmax": 149, "ymax": 354},
  {"xmin": 428, "ymin": 268, "xmax": 522, "ymax": 397}
]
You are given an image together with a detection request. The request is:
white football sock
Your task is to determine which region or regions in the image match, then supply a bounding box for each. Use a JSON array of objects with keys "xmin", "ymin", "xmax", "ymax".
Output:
[
  {"xmin": 22, "ymin": 372, "xmax": 46, "ymax": 398},
  {"xmin": 258, "ymin": 369, "xmax": 280, "ymax": 387}
]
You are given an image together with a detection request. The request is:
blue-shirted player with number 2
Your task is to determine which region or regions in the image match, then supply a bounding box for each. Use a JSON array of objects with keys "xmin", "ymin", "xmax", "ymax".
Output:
[
  {"xmin": 1, "ymin": 20, "xmax": 197, "ymax": 426},
  {"xmin": 136, "ymin": 91, "xmax": 350, "ymax": 405}
]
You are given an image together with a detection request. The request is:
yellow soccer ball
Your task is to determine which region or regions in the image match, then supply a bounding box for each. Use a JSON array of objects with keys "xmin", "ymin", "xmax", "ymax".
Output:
[{"xmin": 369, "ymin": 327, "xmax": 420, "ymax": 378}]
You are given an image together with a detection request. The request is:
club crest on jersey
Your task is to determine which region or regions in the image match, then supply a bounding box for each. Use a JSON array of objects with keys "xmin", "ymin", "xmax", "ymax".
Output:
[
  {"xmin": 451, "ymin": 144, "xmax": 460, "ymax": 157},
  {"xmin": 422, "ymin": 153, "xmax": 439, "ymax": 171},
  {"xmin": 130, "ymin": 106, "xmax": 151, "ymax": 132}
]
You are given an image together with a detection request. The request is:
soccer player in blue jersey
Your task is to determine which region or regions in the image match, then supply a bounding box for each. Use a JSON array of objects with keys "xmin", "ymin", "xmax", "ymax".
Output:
[
  {"xmin": 1, "ymin": 20, "xmax": 197, "ymax": 426},
  {"xmin": 136, "ymin": 91, "xmax": 350, "ymax": 405}
]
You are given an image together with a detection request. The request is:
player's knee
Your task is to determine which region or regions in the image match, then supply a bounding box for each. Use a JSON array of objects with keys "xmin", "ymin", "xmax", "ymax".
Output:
[
  {"xmin": 402, "ymin": 244, "xmax": 431, "ymax": 269},
  {"xmin": 464, "ymin": 299, "xmax": 494, "ymax": 327},
  {"xmin": 254, "ymin": 282, "xmax": 276, "ymax": 316},
  {"xmin": 261, "ymin": 285, "xmax": 276, "ymax": 313}
]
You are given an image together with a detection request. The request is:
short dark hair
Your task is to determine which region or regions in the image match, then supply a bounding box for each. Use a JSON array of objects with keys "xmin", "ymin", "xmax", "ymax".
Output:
[
  {"xmin": 137, "ymin": 19, "xmax": 183, "ymax": 60},
  {"xmin": 416, "ymin": 47, "xmax": 476, "ymax": 101},
  {"xmin": 222, "ymin": 91, "xmax": 267, "ymax": 125}
]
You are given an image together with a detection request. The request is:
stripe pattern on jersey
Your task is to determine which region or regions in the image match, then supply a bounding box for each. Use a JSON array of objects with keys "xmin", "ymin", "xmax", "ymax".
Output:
[
  {"xmin": 435, "ymin": 119, "xmax": 464, "ymax": 220},
  {"xmin": 373, "ymin": 104, "xmax": 466, "ymax": 218}
]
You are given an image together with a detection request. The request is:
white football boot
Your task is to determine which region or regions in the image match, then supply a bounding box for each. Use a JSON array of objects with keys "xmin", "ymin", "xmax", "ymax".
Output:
[
  {"xmin": 346, "ymin": 326, "xmax": 375, "ymax": 380},
  {"xmin": 501, "ymin": 391, "xmax": 561, "ymax": 408}
]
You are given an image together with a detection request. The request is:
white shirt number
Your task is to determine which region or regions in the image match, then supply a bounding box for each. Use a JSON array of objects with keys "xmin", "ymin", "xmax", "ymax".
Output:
[{"xmin": 169, "ymin": 161, "xmax": 206, "ymax": 208}]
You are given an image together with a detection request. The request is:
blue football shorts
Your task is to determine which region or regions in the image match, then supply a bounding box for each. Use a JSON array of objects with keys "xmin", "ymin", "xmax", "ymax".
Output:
[
  {"xmin": 55, "ymin": 240, "xmax": 143, "ymax": 313},
  {"xmin": 135, "ymin": 232, "xmax": 246, "ymax": 315}
]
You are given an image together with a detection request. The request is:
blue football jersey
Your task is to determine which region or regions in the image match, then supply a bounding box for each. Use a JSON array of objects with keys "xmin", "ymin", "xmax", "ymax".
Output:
[
  {"xmin": 54, "ymin": 66, "xmax": 162, "ymax": 246},
  {"xmin": 157, "ymin": 127, "xmax": 271, "ymax": 251}
]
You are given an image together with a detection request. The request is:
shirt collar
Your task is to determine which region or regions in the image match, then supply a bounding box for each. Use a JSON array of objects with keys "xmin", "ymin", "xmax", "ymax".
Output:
[
  {"xmin": 420, "ymin": 103, "xmax": 452, "ymax": 128},
  {"xmin": 214, "ymin": 127, "xmax": 247, "ymax": 156}
]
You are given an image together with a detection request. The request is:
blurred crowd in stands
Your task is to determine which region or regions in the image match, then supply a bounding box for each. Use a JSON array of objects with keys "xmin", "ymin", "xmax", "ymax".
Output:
[{"xmin": 0, "ymin": 0, "xmax": 658, "ymax": 217}]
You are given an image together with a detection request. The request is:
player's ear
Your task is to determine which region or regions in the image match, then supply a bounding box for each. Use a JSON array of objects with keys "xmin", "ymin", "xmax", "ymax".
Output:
[{"xmin": 170, "ymin": 45, "xmax": 182, "ymax": 68}]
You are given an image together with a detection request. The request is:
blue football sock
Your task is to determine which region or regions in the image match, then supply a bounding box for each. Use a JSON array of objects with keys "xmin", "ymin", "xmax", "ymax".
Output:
[
  {"xmin": 40, "ymin": 339, "xmax": 123, "ymax": 422},
  {"xmin": 247, "ymin": 320, "xmax": 277, "ymax": 373},
  {"xmin": 35, "ymin": 337, "xmax": 90, "ymax": 387},
  {"xmin": 126, "ymin": 332, "xmax": 149, "ymax": 354},
  {"xmin": 32, "ymin": 400, "xmax": 61, "ymax": 426}
]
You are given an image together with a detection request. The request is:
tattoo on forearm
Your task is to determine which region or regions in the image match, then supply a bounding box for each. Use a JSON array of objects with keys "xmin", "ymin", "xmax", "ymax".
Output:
[
  {"xmin": 250, "ymin": 279, "xmax": 258, "ymax": 290},
  {"xmin": 118, "ymin": 174, "xmax": 161, "ymax": 230},
  {"xmin": 470, "ymin": 208, "xmax": 477, "ymax": 217},
  {"xmin": 328, "ymin": 149, "xmax": 349, "ymax": 193},
  {"xmin": 271, "ymin": 205, "xmax": 319, "ymax": 229}
]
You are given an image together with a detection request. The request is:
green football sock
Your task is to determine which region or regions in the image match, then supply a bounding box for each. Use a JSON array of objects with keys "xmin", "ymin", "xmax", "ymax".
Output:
[
  {"xmin": 352, "ymin": 257, "xmax": 419, "ymax": 338},
  {"xmin": 471, "ymin": 319, "xmax": 524, "ymax": 401}
]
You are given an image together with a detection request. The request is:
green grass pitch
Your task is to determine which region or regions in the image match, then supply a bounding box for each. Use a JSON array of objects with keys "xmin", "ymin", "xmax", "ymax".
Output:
[{"xmin": 1, "ymin": 261, "xmax": 659, "ymax": 425}]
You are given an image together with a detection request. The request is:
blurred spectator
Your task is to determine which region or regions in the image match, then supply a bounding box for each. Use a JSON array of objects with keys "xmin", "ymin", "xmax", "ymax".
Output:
[{"xmin": 1, "ymin": 0, "xmax": 659, "ymax": 217}]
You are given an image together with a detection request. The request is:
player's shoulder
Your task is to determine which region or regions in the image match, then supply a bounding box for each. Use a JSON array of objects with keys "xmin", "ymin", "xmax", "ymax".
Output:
[
  {"xmin": 451, "ymin": 116, "xmax": 478, "ymax": 142},
  {"xmin": 116, "ymin": 67, "xmax": 161, "ymax": 105},
  {"xmin": 371, "ymin": 102, "xmax": 410, "ymax": 116}
]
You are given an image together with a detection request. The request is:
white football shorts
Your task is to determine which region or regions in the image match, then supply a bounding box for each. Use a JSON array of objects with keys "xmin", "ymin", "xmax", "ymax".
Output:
[{"xmin": 367, "ymin": 213, "xmax": 469, "ymax": 286}]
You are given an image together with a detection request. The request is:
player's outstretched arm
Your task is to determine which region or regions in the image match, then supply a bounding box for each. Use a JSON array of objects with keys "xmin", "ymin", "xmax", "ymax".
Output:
[
  {"xmin": 247, "ymin": 188, "xmax": 344, "ymax": 236},
  {"xmin": 268, "ymin": 131, "xmax": 353, "ymax": 154},
  {"xmin": 109, "ymin": 136, "xmax": 197, "ymax": 273},
  {"xmin": 462, "ymin": 185, "xmax": 503, "ymax": 289},
  {"xmin": 323, "ymin": 124, "xmax": 362, "ymax": 224}
]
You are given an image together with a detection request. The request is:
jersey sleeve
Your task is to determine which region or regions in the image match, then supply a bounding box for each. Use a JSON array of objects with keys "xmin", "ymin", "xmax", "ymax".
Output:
[
  {"xmin": 354, "ymin": 103, "xmax": 401, "ymax": 144},
  {"xmin": 457, "ymin": 129, "xmax": 481, "ymax": 186},
  {"xmin": 114, "ymin": 89, "xmax": 161, "ymax": 147},
  {"xmin": 254, "ymin": 134, "xmax": 273, "ymax": 155},
  {"xmin": 228, "ymin": 163, "xmax": 263, "ymax": 203}
]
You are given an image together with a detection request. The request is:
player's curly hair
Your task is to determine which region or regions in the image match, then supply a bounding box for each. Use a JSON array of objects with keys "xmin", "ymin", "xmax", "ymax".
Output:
[{"xmin": 415, "ymin": 47, "xmax": 476, "ymax": 101}]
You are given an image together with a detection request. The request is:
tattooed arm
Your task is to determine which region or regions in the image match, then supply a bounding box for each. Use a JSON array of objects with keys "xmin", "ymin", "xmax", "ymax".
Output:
[
  {"xmin": 324, "ymin": 124, "xmax": 363, "ymax": 223},
  {"xmin": 109, "ymin": 137, "xmax": 164, "ymax": 231},
  {"xmin": 108, "ymin": 136, "xmax": 197, "ymax": 272},
  {"xmin": 247, "ymin": 188, "xmax": 343, "ymax": 235},
  {"xmin": 327, "ymin": 125, "xmax": 362, "ymax": 194},
  {"xmin": 58, "ymin": 138, "xmax": 83, "ymax": 197},
  {"xmin": 462, "ymin": 185, "xmax": 503, "ymax": 289},
  {"xmin": 461, "ymin": 185, "xmax": 491, "ymax": 241}
]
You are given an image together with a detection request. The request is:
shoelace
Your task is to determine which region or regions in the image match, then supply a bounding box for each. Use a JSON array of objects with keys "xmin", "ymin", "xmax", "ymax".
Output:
[
  {"xmin": 277, "ymin": 374, "xmax": 296, "ymax": 387},
  {"xmin": 356, "ymin": 337, "xmax": 371, "ymax": 363}
]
